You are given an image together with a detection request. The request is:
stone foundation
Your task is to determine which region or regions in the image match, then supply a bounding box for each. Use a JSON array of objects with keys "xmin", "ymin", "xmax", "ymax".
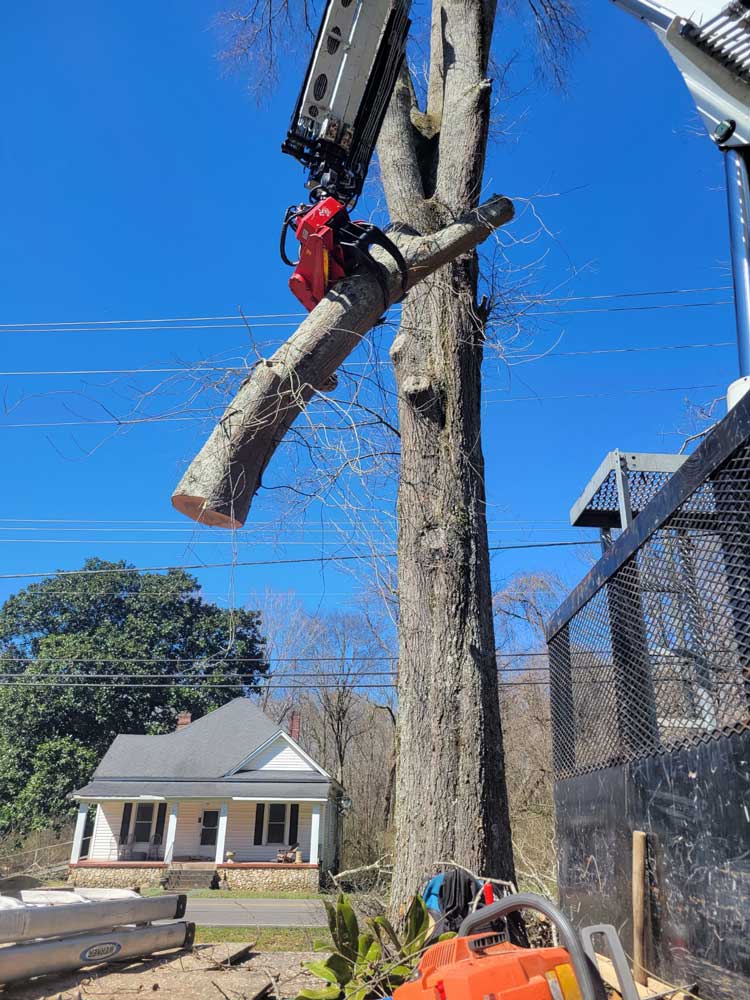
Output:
[
  {"xmin": 68, "ymin": 862, "xmax": 319, "ymax": 893},
  {"xmin": 218, "ymin": 864, "xmax": 320, "ymax": 893},
  {"xmin": 68, "ymin": 863, "xmax": 166, "ymax": 889}
]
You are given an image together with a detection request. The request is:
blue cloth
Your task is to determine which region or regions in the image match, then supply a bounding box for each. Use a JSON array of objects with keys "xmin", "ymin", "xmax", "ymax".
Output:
[{"xmin": 422, "ymin": 873, "xmax": 445, "ymax": 912}]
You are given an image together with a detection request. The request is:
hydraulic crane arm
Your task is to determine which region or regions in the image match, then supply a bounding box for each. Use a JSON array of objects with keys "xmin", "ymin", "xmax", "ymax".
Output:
[
  {"xmin": 611, "ymin": 0, "xmax": 749, "ymax": 146},
  {"xmin": 278, "ymin": 0, "xmax": 411, "ymax": 312},
  {"xmin": 612, "ymin": 0, "xmax": 750, "ymax": 404}
]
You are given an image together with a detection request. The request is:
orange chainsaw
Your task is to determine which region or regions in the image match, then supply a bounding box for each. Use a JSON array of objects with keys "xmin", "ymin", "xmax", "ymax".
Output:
[{"xmin": 394, "ymin": 893, "xmax": 639, "ymax": 1000}]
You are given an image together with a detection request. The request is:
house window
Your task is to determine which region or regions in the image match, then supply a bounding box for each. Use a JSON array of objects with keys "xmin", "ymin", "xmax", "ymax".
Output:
[
  {"xmin": 133, "ymin": 803, "xmax": 154, "ymax": 842},
  {"xmin": 200, "ymin": 810, "xmax": 219, "ymax": 846},
  {"xmin": 266, "ymin": 803, "xmax": 287, "ymax": 844}
]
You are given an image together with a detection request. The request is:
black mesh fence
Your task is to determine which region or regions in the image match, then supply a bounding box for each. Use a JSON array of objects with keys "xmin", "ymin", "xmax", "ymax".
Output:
[{"xmin": 548, "ymin": 411, "xmax": 750, "ymax": 779}]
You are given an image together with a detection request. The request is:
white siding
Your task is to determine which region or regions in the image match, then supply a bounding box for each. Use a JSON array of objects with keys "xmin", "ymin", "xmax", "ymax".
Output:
[
  {"xmin": 88, "ymin": 802, "xmax": 121, "ymax": 861},
  {"xmin": 240, "ymin": 735, "xmax": 313, "ymax": 772},
  {"xmin": 85, "ymin": 798, "xmax": 323, "ymax": 864},
  {"xmin": 224, "ymin": 801, "xmax": 313, "ymax": 862},
  {"xmin": 173, "ymin": 800, "xmax": 220, "ymax": 860}
]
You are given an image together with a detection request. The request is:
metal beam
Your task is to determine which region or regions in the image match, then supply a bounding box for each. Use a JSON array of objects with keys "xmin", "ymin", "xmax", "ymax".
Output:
[
  {"xmin": 570, "ymin": 451, "xmax": 686, "ymax": 529},
  {"xmin": 0, "ymin": 921, "xmax": 194, "ymax": 985},
  {"xmin": 726, "ymin": 148, "xmax": 750, "ymax": 387},
  {"xmin": 0, "ymin": 893, "xmax": 186, "ymax": 945}
]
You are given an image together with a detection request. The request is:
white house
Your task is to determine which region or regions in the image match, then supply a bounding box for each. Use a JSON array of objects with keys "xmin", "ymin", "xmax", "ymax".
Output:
[{"xmin": 68, "ymin": 698, "xmax": 344, "ymax": 891}]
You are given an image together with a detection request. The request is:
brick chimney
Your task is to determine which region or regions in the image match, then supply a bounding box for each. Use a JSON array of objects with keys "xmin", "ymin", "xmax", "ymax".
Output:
[
  {"xmin": 176, "ymin": 711, "xmax": 192, "ymax": 731},
  {"xmin": 288, "ymin": 710, "xmax": 301, "ymax": 742}
]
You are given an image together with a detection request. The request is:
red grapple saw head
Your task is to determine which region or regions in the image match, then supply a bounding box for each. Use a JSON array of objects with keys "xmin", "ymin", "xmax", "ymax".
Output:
[
  {"xmin": 280, "ymin": 197, "xmax": 408, "ymax": 312},
  {"xmin": 287, "ymin": 198, "xmax": 348, "ymax": 312}
]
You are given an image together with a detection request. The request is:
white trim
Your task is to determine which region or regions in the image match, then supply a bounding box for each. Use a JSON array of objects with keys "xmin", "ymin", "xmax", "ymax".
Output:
[
  {"xmin": 215, "ymin": 802, "xmax": 229, "ymax": 863},
  {"xmin": 164, "ymin": 802, "xmax": 179, "ymax": 863},
  {"xmin": 74, "ymin": 795, "xmax": 166, "ymax": 802},
  {"xmin": 77, "ymin": 794, "xmax": 327, "ymax": 803},
  {"xmin": 230, "ymin": 796, "xmax": 327, "ymax": 802},
  {"xmin": 228, "ymin": 731, "xmax": 331, "ymax": 779},
  {"xmin": 309, "ymin": 804, "xmax": 321, "ymax": 866},
  {"xmin": 70, "ymin": 803, "xmax": 89, "ymax": 864}
]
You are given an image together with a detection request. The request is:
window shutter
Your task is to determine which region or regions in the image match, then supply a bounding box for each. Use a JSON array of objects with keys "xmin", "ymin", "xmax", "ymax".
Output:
[
  {"xmin": 289, "ymin": 804, "xmax": 299, "ymax": 845},
  {"xmin": 119, "ymin": 803, "xmax": 133, "ymax": 843},
  {"xmin": 154, "ymin": 802, "xmax": 167, "ymax": 839},
  {"xmin": 254, "ymin": 803, "xmax": 265, "ymax": 845}
]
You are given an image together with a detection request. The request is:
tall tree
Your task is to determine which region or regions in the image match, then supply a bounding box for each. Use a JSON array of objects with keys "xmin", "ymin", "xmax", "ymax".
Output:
[
  {"xmin": 0, "ymin": 559, "xmax": 267, "ymax": 835},
  {"xmin": 177, "ymin": 0, "xmax": 580, "ymax": 911}
]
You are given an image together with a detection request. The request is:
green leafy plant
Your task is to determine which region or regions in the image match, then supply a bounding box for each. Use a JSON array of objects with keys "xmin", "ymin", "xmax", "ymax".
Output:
[{"xmin": 298, "ymin": 893, "xmax": 449, "ymax": 1000}]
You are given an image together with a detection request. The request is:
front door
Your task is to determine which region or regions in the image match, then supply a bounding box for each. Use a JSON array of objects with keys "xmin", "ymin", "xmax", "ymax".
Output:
[{"xmin": 200, "ymin": 809, "xmax": 219, "ymax": 857}]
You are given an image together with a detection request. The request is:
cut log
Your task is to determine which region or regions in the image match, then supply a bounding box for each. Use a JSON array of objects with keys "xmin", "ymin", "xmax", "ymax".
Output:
[{"xmin": 171, "ymin": 194, "xmax": 514, "ymax": 527}]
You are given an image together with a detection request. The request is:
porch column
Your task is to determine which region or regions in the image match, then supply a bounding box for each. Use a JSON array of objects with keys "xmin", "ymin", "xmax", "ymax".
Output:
[
  {"xmin": 70, "ymin": 802, "xmax": 89, "ymax": 863},
  {"xmin": 163, "ymin": 802, "xmax": 179, "ymax": 863},
  {"xmin": 310, "ymin": 804, "xmax": 321, "ymax": 865},
  {"xmin": 215, "ymin": 801, "xmax": 229, "ymax": 864}
]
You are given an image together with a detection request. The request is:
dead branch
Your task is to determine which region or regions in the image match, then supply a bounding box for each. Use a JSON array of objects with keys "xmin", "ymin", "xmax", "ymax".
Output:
[{"xmin": 171, "ymin": 194, "xmax": 513, "ymax": 527}]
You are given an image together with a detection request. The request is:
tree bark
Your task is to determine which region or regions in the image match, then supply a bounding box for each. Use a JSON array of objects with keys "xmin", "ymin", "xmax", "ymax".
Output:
[
  {"xmin": 377, "ymin": 0, "xmax": 517, "ymax": 915},
  {"xmin": 171, "ymin": 196, "xmax": 512, "ymax": 527}
]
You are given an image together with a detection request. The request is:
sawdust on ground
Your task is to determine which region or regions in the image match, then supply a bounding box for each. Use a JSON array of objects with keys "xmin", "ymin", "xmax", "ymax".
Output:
[{"xmin": 3, "ymin": 945, "xmax": 319, "ymax": 1000}]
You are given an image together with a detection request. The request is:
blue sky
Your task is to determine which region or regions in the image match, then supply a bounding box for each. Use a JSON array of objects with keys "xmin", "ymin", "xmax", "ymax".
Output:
[{"xmin": 0, "ymin": 1, "xmax": 739, "ymax": 628}]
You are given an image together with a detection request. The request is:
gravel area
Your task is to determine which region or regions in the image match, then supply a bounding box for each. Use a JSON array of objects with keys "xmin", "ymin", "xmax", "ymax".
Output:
[{"xmin": 4, "ymin": 946, "xmax": 319, "ymax": 1000}]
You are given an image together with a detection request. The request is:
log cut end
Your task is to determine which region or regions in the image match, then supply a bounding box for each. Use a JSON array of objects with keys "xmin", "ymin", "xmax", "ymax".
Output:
[{"xmin": 170, "ymin": 493, "xmax": 243, "ymax": 529}]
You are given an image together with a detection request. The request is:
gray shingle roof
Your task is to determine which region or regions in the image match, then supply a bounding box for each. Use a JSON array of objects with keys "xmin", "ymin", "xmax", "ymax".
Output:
[{"xmin": 93, "ymin": 698, "xmax": 282, "ymax": 780}]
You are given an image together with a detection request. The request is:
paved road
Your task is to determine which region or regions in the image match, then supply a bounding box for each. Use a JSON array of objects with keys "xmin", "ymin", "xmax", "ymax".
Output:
[{"xmin": 184, "ymin": 897, "xmax": 327, "ymax": 927}]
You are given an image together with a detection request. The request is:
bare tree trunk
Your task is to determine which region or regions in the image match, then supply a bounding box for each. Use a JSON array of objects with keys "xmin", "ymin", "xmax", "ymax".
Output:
[{"xmin": 378, "ymin": 0, "xmax": 517, "ymax": 913}]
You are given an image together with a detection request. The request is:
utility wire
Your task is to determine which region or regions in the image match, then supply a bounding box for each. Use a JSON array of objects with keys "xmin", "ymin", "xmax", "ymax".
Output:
[
  {"xmin": 0, "ymin": 286, "xmax": 732, "ymax": 331},
  {"xmin": 0, "ymin": 340, "xmax": 736, "ymax": 378},
  {"xmin": 0, "ymin": 528, "xmax": 593, "ymax": 545},
  {"xmin": 0, "ymin": 300, "xmax": 734, "ymax": 339},
  {"xmin": 0, "ymin": 382, "xmax": 726, "ymax": 428},
  {"xmin": 0, "ymin": 676, "xmax": 720, "ymax": 688},
  {"xmin": 484, "ymin": 382, "xmax": 722, "ymax": 403},
  {"xmin": 0, "ymin": 516, "xmax": 567, "ymax": 526},
  {"xmin": 0, "ymin": 539, "xmax": 600, "ymax": 581}
]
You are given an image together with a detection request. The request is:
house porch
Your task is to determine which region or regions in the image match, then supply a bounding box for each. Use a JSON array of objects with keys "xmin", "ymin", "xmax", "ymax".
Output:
[{"xmin": 68, "ymin": 796, "xmax": 332, "ymax": 890}]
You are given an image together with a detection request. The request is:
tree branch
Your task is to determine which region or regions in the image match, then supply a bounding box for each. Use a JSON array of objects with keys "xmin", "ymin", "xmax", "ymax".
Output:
[{"xmin": 171, "ymin": 194, "xmax": 513, "ymax": 527}]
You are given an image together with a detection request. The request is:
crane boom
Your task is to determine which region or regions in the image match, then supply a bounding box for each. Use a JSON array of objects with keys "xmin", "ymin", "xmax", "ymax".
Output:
[
  {"xmin": 611, "ymin": 0, "xmax": 750, "ymax": 403},
  {"xmin": 610, "ymin": 0, "xmax": 750, "ymax": 145}
]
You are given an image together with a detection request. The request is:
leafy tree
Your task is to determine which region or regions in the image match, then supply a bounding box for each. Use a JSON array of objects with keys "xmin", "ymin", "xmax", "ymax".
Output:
[{"xmin": 0, "ymin": 559, "xmax": 267, "ymax": 835}]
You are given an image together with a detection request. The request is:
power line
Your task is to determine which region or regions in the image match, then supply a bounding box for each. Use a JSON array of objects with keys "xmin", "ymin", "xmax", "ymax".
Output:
[
  {"xmin": 524, "ymin": 300, "xmax": 732, "ymax": 317},
  {"xmin": 484, "ymin": 382, "xmax": 722, "ymax": 403},
  {"xmin": 0, "ymin": 380, "xmax": 725, "ymax": 428},
  {"xmin": 0, "ymin": 679, "xmax": 549, "ymax": 689},
  {"xmin": 0, "ymin": 650, "xmax": 545, "ymax": 663},
  {"xmin": 0, "ymin": 301, "xmax": 733, "ymax": 341},
  {"xmin": 0, "ymin": 539, "xmax": 599, "ymax": 581},
  {"xmin": 529, "ymin": 285, "xmax": 732, "ymax": 303},
  {"xmin": 0, "ymin": 675, "xmax": 723, "ymax": 688},
  {"xmin": 0, "ymin": 313, "xmax": 307, "ymax": 329},
  {"xmin": 0, "ymin": 286, "xmax": 732, "ymax": 331},
  {"xmin": 0, "ymin": 516, "xmax": 567, "ymax": 527},
  {"xmin": 0, "ymin": 340, "xmax": 736, "ymax": 379}
]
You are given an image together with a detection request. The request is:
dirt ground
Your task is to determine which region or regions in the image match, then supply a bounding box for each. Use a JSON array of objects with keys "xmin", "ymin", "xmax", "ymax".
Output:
[{"xmin": 3, "ymin": 946, "xmax": 318, "ymax": 1000}]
